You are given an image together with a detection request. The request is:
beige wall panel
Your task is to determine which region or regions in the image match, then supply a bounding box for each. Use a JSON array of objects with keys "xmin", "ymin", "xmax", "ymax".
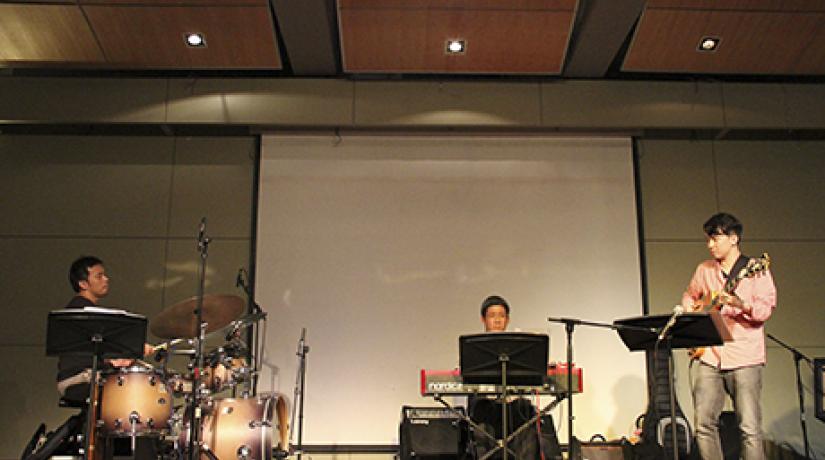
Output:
[
  {"xmin": 756, "ymin": 242, "xmax": 825, "ymax": 348},
  {"xmin": 722, "ymin": 83, "xmax": 789, "ymax": 129},
  {"xmin": 0, "ymin": 346, "xmax": 70, "ymax": 460},
  {"xmin": 0, "ymin": 135, "xmax": 175, "ymax": 237},
  {"xmin": 353, "ymin": 81, "xmax": 541, "ymax": 126},
  {"xmin": 165, "ymin": 79, "xmax": 354, "ymax": 125},
  {"xmin": 0, "ymin": 237, "xmax": 166, "ymax": 346},
  {"xmin": 637, "ymin": 140, "xmax": 719, "ymax": 240},
  {"xmin": 540, "ymin": 80, "xmax": 724, "ymax": 128},
  {"xmin": 714, "ymin": 141, "xmax": 825, "ymax": 240},
  {"xmin": 783, "ymin": 83, "xmax": 825, "ymax": 128},
  {"xmin": 644, "ymin": 241, "xmax": 710, "ymax": 314},
  {"xmin": 159, "ymin": 238, "xmax": 251, "ymax": 319},
  {"xmin": 0, "ymin": 77, "xmax": 167, "ymax": 123},
  {"xmin": 167, "ymin": 137, "xmax": 256, "ymax": 238}
]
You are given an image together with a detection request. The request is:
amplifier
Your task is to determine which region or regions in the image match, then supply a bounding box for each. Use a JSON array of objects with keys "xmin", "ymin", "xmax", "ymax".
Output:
[{"xmin": 399, "ymin": 406, "xmax": 466, "ymax": 460}]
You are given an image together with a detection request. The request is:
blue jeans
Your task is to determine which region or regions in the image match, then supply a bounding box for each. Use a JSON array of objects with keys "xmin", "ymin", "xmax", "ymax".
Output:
[{"xmin": 693, "ymin": 362, "xmax": 764, "ymax": 460}]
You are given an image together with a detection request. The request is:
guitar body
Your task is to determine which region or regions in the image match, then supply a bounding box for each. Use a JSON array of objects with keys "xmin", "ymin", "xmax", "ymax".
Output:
[{"xmin": 686, "ymin": 253, "xmax": 771, "ymax": 361}]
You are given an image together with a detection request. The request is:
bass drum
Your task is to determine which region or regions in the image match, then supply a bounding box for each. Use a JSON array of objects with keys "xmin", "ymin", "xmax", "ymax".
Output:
[{"xmin": 181, "ymin": 393, "xmax": 289, "ymax": 460}]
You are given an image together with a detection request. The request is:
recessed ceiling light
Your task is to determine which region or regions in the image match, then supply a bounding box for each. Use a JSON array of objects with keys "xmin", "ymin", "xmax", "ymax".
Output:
[
  {"xmin": 697, "ymin": 36, "xmax": 720, "ymax": 52},
  {"xmin": 185, "ymin": 33, "xmax": 206, "ymax": 48},
  {"xmin": 445, "ymin": 39, "xmax": 466, "ymax": 54}
]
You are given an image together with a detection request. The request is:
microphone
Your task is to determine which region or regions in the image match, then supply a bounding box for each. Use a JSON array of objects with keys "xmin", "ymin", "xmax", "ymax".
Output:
[
  {"xmin": 296, "ymin": 328, "xmax": 308, "ymax": 356},
  {"xmin": 197, "ymin": 217, "xmax": 206, "ymax": 243},
  {"xmin": 225, "ymin": 322, "xmax": 241, "ymax": 342},
  {"xmin": 658, "ymin": 305, "xmax": 684, "ymax": 341}
]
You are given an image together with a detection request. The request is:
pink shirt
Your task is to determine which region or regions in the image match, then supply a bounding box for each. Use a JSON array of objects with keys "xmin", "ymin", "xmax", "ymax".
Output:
[{"xmin": 681, "ymin": 258, "xmax": 777, "ymax": 370}]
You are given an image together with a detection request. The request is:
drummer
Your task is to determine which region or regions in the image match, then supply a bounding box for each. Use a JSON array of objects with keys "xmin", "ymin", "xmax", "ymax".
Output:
[{"xmin": 56, "ymin": 256, "xmax": 155, "ymax": 404}]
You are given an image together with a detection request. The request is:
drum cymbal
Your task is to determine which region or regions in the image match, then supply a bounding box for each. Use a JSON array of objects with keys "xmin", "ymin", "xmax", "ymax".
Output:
[{"xmin": 151, "ymin": 294, "xmax": 245, "ymax": 339}]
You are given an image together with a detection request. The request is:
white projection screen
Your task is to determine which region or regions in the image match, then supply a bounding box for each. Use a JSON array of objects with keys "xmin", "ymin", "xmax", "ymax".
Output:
[{"xmin": 256, "ymin": 134, "xmax": 646, "ymax": 445}]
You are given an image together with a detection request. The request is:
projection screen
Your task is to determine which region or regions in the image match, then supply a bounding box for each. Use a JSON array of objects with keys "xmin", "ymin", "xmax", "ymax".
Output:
[{"xmin": 255, "ymin": 134, "xmax": 646, "ymax": 445}]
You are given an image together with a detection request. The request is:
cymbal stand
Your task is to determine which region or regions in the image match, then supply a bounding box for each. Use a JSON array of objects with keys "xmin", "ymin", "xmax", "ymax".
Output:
[{"xmin": 187, "ymin": 217, "xmax": 210, "ymax": 460}]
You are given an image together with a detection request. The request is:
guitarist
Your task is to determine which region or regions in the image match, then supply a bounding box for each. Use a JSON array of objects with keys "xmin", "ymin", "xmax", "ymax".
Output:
[{"xmin": 681, "ymin": 213, "xmax": 776, "ymax": 460}]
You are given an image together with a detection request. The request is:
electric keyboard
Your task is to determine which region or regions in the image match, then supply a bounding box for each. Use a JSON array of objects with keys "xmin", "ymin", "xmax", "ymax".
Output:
[{"xmin": 420, "ymin": 365, "xmax": 583, "ymax": 396}]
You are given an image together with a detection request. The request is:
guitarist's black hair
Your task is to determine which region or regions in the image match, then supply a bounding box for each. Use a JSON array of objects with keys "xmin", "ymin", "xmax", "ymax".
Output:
[{"xmin": 703, "ymin": 212, "xmax": 743, "ymax": 240}]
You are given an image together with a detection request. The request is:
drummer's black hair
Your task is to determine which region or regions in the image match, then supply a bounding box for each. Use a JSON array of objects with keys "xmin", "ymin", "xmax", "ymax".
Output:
[
  {"xmin": 481, "ymin": 295, "xmax": 510, "ymax": 317},
  {"xmin": 69, "ymin": 256, "xmax": 104, "ymax": 292}
]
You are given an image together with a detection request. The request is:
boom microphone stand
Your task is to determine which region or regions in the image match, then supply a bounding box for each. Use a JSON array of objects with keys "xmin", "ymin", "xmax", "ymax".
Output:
[
  {"xmin": 767, "ymin": 333, "xmax": 813, "ymax": 460},
  {"xmin": 187, "ymin": 217, "xmax": 210, "ymax": 460},
  {"xmin": 547, "ymin": 317, "xmax": 657, "ymax": 457}
]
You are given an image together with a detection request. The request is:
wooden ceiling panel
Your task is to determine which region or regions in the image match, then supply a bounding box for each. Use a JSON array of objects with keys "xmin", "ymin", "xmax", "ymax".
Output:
[
  {"xmin": 338, "ymin": 0, "xmax": 575, "ymax": 9},
  {"xmin": 644, "ymin": 0, "xmax": 825, "ymax": 11},
  {"xmin": 0, "ymin": 4, "xmax": 104, "ymax": 64},
  {"xmin": 339, "ymin": 3, "xmax": 575, "ymax": 74},
  {"xmin": 82, "ymin": 5, "xmax": 281, "ymax": 69},
  {"xmin": 79, "ymin": 0, "xmax": 268, "ymax": 5},
  {"xmin": 623, "ymin": 8, "xmax": 825, "ymax": 75}
]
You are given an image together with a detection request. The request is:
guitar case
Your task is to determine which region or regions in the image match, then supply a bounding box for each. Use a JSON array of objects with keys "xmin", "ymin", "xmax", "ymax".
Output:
[{"xmin": 635, "ymin": 347, "xmax": 698, "ymax": 460}]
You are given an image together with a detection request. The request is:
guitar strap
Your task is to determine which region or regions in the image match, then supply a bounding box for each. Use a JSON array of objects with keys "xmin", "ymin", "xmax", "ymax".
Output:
[{"xmin": 723, "ymin": 254, "xmax": 751, "ymax": 292}]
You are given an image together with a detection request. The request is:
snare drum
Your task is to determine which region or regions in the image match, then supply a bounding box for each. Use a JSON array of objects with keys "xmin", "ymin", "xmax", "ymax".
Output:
[
  {"xmin": 180, "ymin": 393, "xmax": 289, "ymax": 460},
  {"xmin": 99, "ymin": 366, "xmax": 172, "ymax": 436}
]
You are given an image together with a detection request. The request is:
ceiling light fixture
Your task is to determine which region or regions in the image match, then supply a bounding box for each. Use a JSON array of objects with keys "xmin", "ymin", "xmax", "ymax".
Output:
[
  {"xmin": 445, "ymin": 39, "xmax": 466, "ymax": 54},
  {"xmin": 697, "ymin": 36, "xmax": 720, "ymax": 52},
  {"xmin": 185, "ymin": 33, "xmax": 206, "ymax": 48}
]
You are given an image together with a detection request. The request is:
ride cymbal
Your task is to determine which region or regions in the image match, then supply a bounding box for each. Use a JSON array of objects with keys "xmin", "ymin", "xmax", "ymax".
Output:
[{"xmin": 151, "ymin": 294, "xmax": 245, "ymax": 339}]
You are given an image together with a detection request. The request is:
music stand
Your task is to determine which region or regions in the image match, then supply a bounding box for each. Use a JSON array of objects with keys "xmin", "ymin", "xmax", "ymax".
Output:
[
  {"xmin": 614, "ymin": 311, "xmax": 730, "ymax": 460},
  {"xmin": 460, "ymin": 333, "xmax": 549, "ymax": 460},
  {"xmin": 47, "ymin": 308, "xmax": 147, "ymax": 460},
  {"xmin": 614, "ymin": 311, "xmax": 731, "ymax": 352}
]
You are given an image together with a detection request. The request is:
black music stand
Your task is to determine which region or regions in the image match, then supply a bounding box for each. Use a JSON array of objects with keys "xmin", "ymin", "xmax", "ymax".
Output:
[
  {"xmin": 47, "ymin": 308, "xmax": 147, "ymax": 460},
  {"xmin": 460, "ymin": 333, "xmax": 549, "ymax": 460},
  {"xmin": 614, "ymin": 311, "xmax": 731, "ymax": 460},
  {"xmin": 614, "ymin": 311, "xmax": 731, "ymax": 352}
]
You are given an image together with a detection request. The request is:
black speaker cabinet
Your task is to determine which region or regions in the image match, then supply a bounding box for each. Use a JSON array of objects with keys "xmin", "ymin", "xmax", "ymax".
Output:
[{"xmin": 400, "ymin": 406, "xmax": 466, "ymax": 460}]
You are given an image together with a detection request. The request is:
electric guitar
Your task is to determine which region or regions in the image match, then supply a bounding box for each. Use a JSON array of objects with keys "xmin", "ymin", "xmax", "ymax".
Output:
[{"xmin": 687, "ymin": 253, "xmax": 771, "ymax": 360}]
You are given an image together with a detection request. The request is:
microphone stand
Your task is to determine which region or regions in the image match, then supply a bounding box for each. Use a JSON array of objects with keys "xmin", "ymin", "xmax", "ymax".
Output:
[
  {"xmin": 547, "ymin": 317, "xmax": 656, "ymax": 458},
  {"xmin": 290, "ymin": 329, "xmax": 309, "ymax": 460},
  {"xmin": 767, "ymin": 333, "xmax": 813, "ymax": 460},
  {"xmin": 188, "ymin": 218, "xmax": 210, "ymax": 460}
]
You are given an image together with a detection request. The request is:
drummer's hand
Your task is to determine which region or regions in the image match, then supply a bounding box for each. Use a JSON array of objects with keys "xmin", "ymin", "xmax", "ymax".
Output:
[
  {"xmin": 109, "ymin": 358, "xmax": 134, "ymax": 367},
  {"xmin": 144, "ymin": 343, "xmax": 155, "ymax": 357}
]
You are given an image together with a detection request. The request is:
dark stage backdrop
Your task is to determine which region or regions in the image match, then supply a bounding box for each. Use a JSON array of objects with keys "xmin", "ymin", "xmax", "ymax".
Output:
[{"xmin": 255, "ymin": 134, "xmax": 646, "ymax": 444}]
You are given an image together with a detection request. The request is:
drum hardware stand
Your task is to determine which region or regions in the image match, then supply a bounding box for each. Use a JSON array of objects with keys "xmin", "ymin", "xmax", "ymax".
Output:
[
  {"xmin": 290, "ymin": 328, "xmax": 309, "ymax": 460},
  {"xmin": 236, "ymin": 267, "xmax": 266, "ymax": 397},
  {"xmin": 187, "ymin": 217, "xmax": 211, "ymax": 460},
  {"xmin": 767, "ymin": 333, "xmax": 813, "ymax": 460}
]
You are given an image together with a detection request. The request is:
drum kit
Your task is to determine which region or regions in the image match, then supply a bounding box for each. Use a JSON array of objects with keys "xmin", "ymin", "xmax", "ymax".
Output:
[{"xmin": 89, "ymin": 293, "xmax": 288, "ymax": 460}]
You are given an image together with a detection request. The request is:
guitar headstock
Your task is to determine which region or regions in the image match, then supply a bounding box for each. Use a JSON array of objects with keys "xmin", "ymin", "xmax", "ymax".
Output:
[{"xmin": 736, "ymin": 252, "xmax": 771, "ymax": 282}]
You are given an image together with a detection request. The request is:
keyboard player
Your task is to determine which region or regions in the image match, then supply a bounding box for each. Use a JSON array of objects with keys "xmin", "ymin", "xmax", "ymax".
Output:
[{"xmin": 468, "ymin": 295, "xmax": 547, "ymax": 460}]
